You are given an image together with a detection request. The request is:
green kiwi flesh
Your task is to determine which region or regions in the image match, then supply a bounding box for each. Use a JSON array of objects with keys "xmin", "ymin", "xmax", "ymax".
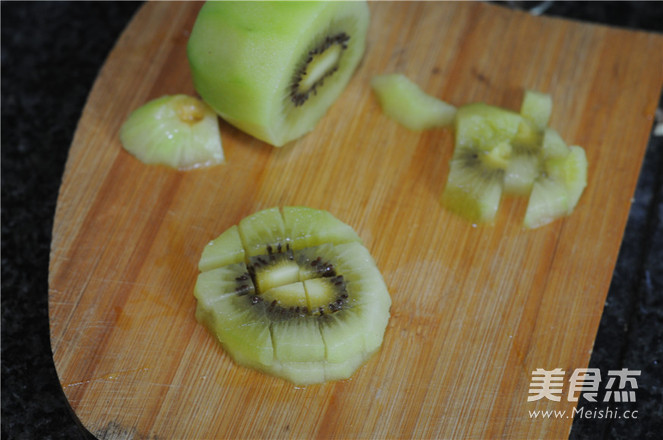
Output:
[
  {"xmin": 524, "ymin": 145, "xmax": 588, "ymax": 228},
  {"xmin": 119, "ymin": 95, "xmax": 224, "ymax": 170},
  {"xmin": 520, "ymin": 89, "xmax": 553, "ymax": 130},
  {"xmin": 371, "ymin": 74, "xmax": 457, "ymax": 131},
  {"xmin": 187, "ymin": 1, "xmax": 370, "ymax": 147},
  {"xmin": 441, "ymin": 91, "xmax": 588, "ymax": 228},
  {"xmin": 194, "ymin": 206, "xmax": 390, "ymax": 385}
]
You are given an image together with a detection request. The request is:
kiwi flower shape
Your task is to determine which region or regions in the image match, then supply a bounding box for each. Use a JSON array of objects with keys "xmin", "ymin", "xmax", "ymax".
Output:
[
  {"xmin": 441, "ymin": 92, "xmax": 588, "ymax": 228},
  {"xmin": 194, "ymin": 206, "xmax": 391, "ymax": 385}
]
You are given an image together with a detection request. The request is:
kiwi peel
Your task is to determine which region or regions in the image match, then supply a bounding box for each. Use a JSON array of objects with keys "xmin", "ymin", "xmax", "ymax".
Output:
[
  {"xmin": 194, "ymin": 206, "xmax": 390, "ymax": 385},
  {"xmin": 187, "ymin": 1, "xmax": 370, "ymax": 147},
  {"xmin": 441, "ymin": 90, "xmax": 588, "ymax": 228},
  {"xmin": 119, "ymin": 95, "xmax": 224, "ymax": 170}
]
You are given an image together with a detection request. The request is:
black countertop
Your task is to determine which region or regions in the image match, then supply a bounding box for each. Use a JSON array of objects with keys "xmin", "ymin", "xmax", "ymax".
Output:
[{"xmin": 2, "ymin": 2, "xmax": 662, "ymax": 439}]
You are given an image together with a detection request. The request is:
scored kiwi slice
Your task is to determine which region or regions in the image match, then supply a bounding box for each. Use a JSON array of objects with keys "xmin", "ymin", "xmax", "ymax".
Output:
[
  {"xmin": 194, "ymin": 206, "xmax": 391, "ymax": 385},
  {"xmin": 187, "ymin": 1, "xmax": 370, "ymax": 147},
  {"xmin": 119, "ymin": 95, "xmax": 224, "ymax": 170}
]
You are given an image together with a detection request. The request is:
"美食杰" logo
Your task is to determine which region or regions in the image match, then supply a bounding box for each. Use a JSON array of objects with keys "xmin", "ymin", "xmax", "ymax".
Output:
[{"xmin": 527, "ymin": 368, "xmax": 641, "ymax": 420}]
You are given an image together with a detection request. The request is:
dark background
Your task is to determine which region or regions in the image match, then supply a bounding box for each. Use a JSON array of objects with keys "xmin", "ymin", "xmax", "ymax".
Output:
[{"xmin": 2, "ymin": 2, "xmax": 662, "ymax": 439}]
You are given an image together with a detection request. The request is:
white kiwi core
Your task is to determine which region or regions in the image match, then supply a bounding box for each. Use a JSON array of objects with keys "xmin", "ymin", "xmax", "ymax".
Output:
[
  {"xmin": 299, "ymin": 44, "xmax": 343, "ymax": 93},
  {"xmin": 175, "ymin": 96, "xmax": 207, "ymax": 124}
]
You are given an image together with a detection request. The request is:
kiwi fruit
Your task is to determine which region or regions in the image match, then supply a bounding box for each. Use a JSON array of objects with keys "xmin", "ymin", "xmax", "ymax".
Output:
[
  {"xmin": 371, "ymin": 74, "xmax": 457, "ymax": 131},
  {"xmin": 503, "ymin": 118, "xmax": 542, "ymax": 196},
  {"xmin": 119, "ymin": 94, "xmax": 224, "ymax": 170},
  {"xmin": 441, "ymin": 103, "xmax": 523, "ymax": 223},
  {"xmin": 441, "ymin": 145, "xmax": 508, "ymax": 224},
  {"xmin": 524, "ymin": 145, "xmax": 588, "ymax": 228},
  {"xmin": 520, "ymin": 89, "xmax": 553, "ymax": 130},
  {"xmin": 187, "ymin": 1, "xmax": 370, "ymax": 147},
  {"xmin": 441, "ymin": 91, "xmax": 588, "ymax": 228},
  {"xmin": 194, "ymin": 206, "xmax": 391, "ymax": 385}
]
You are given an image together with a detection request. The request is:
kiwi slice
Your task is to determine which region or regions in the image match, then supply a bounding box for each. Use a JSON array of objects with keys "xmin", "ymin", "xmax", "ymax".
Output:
[
  {"xmin": 194, "ymin": 206, "xmax": 390, "ymax": 385},
  {"xmin": 187, "ymin": 1, "xmax": 370, "ymax": 147},
  {"xmin": 440, "ymin": 91, "xmax": 588, "ymax": 228},
  {"xmin": 371, "ymin": 74, "xmax": 457, "ymax": 131},
  {"xmin": 119, "ymin": 95, "xmax": 224, "ymax": 170}
]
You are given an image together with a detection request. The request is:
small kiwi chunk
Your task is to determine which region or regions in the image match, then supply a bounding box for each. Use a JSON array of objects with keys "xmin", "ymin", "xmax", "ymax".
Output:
[
  {"xmin": 119, "ymin": 95, "xmax": 224, "ymax": 170},
  {"xmin": 187, "ymin": 1, "xmax": 370, "ymax": 147},
  {"xmin": 520, "ymin": 89, "xmax": 553, "ymax": 131},
  {"xmin": 441, "ymin": 103, "xmax": 522, "ymax": 223},
  {"xmin": 371, "ymin": 74, "xmax": 457, "ymax": 131},
  {"xmin": 194, "ymin": 207, "xmax": 390, "ymax": 385},
  {"xmin": 441, "ymin": 147, "xmax": 507, "ymax": 224},
  {"xmin": 524, "ymin": 145, "xmax": 588, "ymax": 228},
  {"xmin": 441, "ymin": 91, "xmax": 588, "ymax": 228},
  {"xmin": 503, "ymin": 119, "xmax": 542, "ymax": 195}
]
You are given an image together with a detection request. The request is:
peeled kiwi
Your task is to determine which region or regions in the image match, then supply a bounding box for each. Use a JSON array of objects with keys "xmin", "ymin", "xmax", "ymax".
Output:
[
  {"xmin": 119, "ymin": 95, "xmax": 224, "ymax": 170},
  {"xmin": 187, "ymin": 1, "xmax": 370, "ymax": 147},
  {"xmin": 194, "ymin": 206, "xmax": 391, "ymax": 385}
]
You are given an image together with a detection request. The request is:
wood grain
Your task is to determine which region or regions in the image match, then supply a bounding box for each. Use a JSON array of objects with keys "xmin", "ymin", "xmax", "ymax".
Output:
[{"xmin": 49, "ymin": 2, "xmax": 663, "ymax": 439}]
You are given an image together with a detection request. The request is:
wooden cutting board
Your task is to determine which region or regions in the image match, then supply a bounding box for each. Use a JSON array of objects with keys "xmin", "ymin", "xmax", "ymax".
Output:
[{"xmin": 49, "ymin": 2, "xmax": 663, "ymax": 439}]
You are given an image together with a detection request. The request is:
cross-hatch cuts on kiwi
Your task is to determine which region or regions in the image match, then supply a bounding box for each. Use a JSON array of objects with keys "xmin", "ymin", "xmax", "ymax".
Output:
[
  {"xmin": 194, "ymin": 206, "xmax": 391, "ymax": 385},
  {"xmin": 241, "ymin": 243, "xmax": 349, "ymax": 318}
]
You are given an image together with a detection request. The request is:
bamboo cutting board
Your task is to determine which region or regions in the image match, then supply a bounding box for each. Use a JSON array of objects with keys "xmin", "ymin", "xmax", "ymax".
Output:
[{"xmin": 49, "ymin": 2, "xmax": 663, "ymax": 439}]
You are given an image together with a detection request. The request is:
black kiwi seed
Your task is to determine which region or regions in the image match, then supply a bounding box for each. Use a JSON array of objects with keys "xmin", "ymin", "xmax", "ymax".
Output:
[
  {"xmin": 236, "ymin": 284, "xmax": 252, "ymax": 296},
  {"xmin": 290, "ymin": 32, "xmax": 351, "ymax": 107},
  {"xmin": 321, "ymin": 264, "xmax": 335, "ymax": 277}
]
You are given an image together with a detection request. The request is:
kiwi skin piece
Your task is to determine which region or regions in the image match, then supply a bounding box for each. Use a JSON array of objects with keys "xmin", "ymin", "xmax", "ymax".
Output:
[
  {"xmin": 187, "ymin": 1, "xmax": 370, "ymax": 147},
  {"xmin": 194, "ymin": 206, "xmax": 391, "ymax": 385}
]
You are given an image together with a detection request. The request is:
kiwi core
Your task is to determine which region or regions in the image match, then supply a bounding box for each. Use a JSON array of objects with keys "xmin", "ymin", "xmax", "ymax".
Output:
[
  {"xmin": 175, "ymin": 96, "xmax": 207, "ymax": 124},
  {"xmin": 290, "ymin": 33, "xmax": 350, "ymax": 107},
  {"xmin": 245, "ymin": 245, "xmax": 348, "ymax": 316}
]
